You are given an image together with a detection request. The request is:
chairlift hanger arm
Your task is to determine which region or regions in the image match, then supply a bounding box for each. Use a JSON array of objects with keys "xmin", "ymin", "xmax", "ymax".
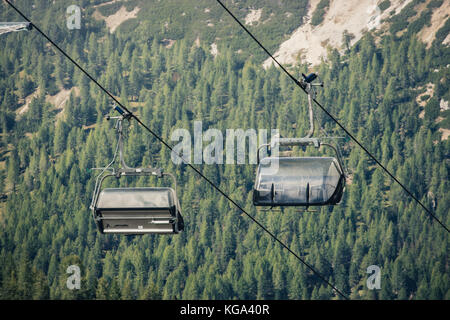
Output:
[
  {"xmin": 258, "ymin": 72, "xmax": 323, "ymax": 160},
  {"xmin": 302, "ymin": 73, "xmax": 323, "ymax": 138},
  {"xmin": 106, "ymin": 105, "xmax": 161, "ymax": 173}
]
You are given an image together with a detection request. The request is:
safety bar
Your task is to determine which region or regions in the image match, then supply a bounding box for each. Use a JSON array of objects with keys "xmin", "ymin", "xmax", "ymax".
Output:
[
  {"xmin": 257, "ymin": 138, "xmax": 320, "ymax": 165},
  {"xmin": 272, "ymin": 137, "xmax": 320, "ymax": 148},
  {"xmin": 117, "ymin": 167, "xmax": 163, "ymax": 177},
  {"xmin": 257, "ymin": 137, "xmax": 346, "ymax": 176}
]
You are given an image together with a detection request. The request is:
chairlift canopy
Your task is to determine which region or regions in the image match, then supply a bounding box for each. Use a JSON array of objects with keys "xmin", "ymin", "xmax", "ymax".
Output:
[
  {"xmin": 94, "ymin": 187, "xmax": 184, "ymax": 234},
  {"xmin": 253, "ymin": 157, "xmax": 345, "ymax": 206}
]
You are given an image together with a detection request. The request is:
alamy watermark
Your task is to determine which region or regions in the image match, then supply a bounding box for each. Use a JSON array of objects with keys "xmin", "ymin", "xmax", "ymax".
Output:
[
  {"xmin": 66, "ymin": 5, "xmax": 81, "ymax": 30},
  {"xmin": 366, "ymin": 265, "xmax": 381, "ymax": 290},
  {"xmin": 170, "ymin": 121, "xmax": 279, "ymax": 170},
  {"xmin": 66, "ymin": 265, "xmax": 81, "ymax": 290}
]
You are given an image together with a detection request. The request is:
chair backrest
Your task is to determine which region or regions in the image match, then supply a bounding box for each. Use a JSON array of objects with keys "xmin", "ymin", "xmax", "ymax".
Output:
[{"xmin": 253, "ymin": 157, "xmax": 345, "ymax": 206}]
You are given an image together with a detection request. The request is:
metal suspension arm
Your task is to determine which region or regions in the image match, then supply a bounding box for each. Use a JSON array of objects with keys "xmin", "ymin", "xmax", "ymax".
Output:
[
  {"xmin": 306, "ymin": 85, "xmax": 315, "ymax": 138},
  {"xmin": 257, "ymin": 73, "xmax": 324, "ymax": 163},
  {"xmin": 302, "ymin": 73, "xmax": 323, "ymax": 139}
]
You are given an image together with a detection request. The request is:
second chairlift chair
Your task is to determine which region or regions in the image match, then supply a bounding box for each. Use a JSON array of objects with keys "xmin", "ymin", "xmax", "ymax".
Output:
[
  {"xmin": 90, "ymin": 106, "xmax": 184, "ymax": 235},
  {"xmin": 253, "ymin": 73, "xmax": 346, "ymax": 208}
]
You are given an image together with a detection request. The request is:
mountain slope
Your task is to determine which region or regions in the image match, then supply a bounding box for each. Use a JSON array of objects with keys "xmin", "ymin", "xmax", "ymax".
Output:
[{"xmin": 264, "ymin": 0, "xmax": 449, "ymax": 67}]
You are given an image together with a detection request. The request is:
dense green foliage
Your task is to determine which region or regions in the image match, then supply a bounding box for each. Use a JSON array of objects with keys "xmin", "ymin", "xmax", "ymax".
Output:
[
  {"xmin": 310, "ymin": 0, "xmax": 330, "ymax": 27},
  {"xmin": 378, "ymin": 1, "xmax": 391, "ymax": 12},
  {"xmin": 0, "ymin": 0, "xmax": 449, "ymax": 300}
]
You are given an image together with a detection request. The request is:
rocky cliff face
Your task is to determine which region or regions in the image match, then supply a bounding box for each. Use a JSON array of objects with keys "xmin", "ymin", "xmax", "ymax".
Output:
[{"xmin": 263, "ymin": 0, "xmax": 449, "ymax": 68}]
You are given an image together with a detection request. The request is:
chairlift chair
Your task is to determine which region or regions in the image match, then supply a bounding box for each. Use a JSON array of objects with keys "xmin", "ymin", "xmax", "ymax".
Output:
[
  {"xmin": 93, "ymin": 173, "xmax": 184, "ymax": 235},
  {"xmin": 253, "ymin": 73, "xmax": 346, "ymax": 208},
  {"xmin": 90, "ymin": 107, "xmax": 184, "ymax": 235},
  {"xmin": 253, "ymin": 141, "xmax": 345, "ymax": 207}
]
